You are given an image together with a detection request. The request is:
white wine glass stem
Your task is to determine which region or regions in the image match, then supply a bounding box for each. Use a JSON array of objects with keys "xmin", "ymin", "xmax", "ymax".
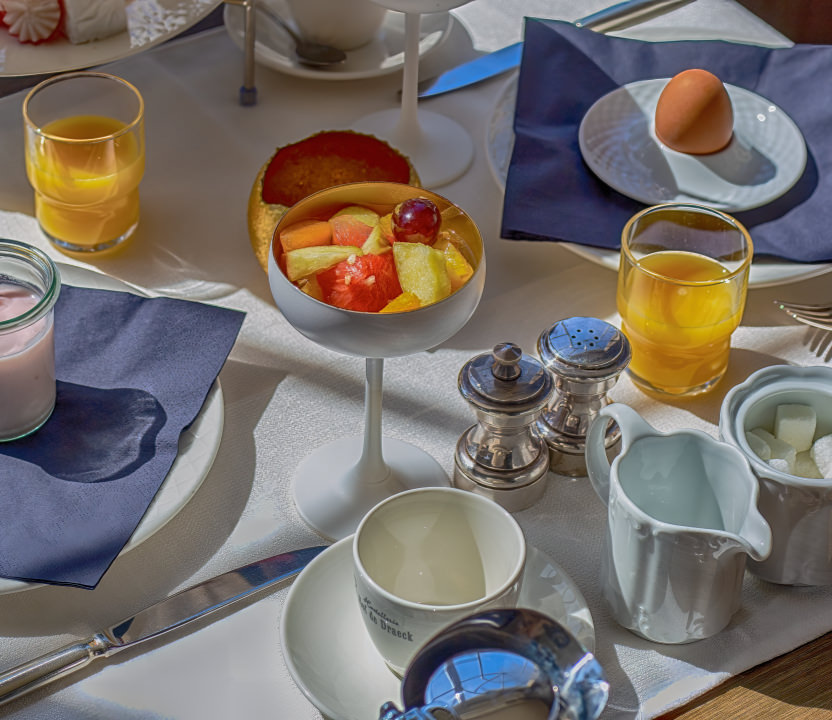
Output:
[
  {"xmin": 395, "ymin": 12, "xmax": 422, "ymax": 145},
  {"xmin": 354, "ymin": 357, "xmax": 390, "ymax": 484}
]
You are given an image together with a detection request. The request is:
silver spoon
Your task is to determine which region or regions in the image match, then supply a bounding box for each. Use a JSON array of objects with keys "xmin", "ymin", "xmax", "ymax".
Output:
[{"xmin": 256, "ymin": 5, "xmax": 347, "ymax": 67}]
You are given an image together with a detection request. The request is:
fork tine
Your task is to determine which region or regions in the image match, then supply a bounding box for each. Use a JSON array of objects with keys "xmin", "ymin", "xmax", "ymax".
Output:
[
  {"xmin": 775, "ymin": 300, "xmax": 832, "ymax": 316},
  {"xmin": 780, "ymin": 312, "xmax": 832, "ymax": 332}
]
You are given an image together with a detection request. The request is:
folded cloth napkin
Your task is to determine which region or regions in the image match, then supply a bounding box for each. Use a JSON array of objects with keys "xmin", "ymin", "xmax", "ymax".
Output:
[
  {"xmin": 501, "ymin": 19, "xmax": 832, "ymax": 263},
  {"xmin": 0, "ymin": 284, "xmax": 244, "ymax": 589}
]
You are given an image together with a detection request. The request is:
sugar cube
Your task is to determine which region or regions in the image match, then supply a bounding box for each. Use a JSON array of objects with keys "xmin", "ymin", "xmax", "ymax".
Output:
[
  {"xmin": 768, "ymin": 458, "xmax": 792, "ymax": 474},
  {"xmin": 794, "ymin": 451, "xmax": 823, "ymax": 479},
  {"xmin": 810, "ymin": 434, "xmax": 832, "ymax": 479},
  {"xmin": 774, "ymin": 404, "xmax": 817, "ymax": 452},
  {"xmin": 751, "ymin": 427, "xmax": 796, "ymax": 472},
  {"xmin": 745, "ymin": 431, "xmax": 771, "ymax": 461}
]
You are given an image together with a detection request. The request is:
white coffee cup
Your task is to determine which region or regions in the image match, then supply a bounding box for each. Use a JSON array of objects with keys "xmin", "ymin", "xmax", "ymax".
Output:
[
  {"xmin": 285, "ymin": 0, "xmax": 387, "ymax": 51},
  {"xmin": 353, "ymin": 487, "xmax": 526, "ymax": 676}
]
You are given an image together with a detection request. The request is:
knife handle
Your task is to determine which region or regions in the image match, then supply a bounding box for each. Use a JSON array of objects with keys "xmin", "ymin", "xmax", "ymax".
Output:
[{"xmin": 0, "ymin": 633, "xmax": 112, "ymax": 707}]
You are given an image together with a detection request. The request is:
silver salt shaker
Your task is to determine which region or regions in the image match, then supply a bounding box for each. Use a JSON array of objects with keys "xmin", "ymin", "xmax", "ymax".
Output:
[
  {"xmin": 535, "ymin": 317, "xmax": 631, "ymax": 477},
  {"xmin": 453, "ymin": 342, "xmax": 554, "ymax": 512}
]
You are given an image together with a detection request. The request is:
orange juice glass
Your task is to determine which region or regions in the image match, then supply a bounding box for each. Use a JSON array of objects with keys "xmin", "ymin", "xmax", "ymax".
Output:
[
  {"xmin": 617, "ymin": 203, "xmax": 752, "ymax": 397},
  {"xmin": 23, "ymin": 72, "xmax": 145, "ymax": 254}
]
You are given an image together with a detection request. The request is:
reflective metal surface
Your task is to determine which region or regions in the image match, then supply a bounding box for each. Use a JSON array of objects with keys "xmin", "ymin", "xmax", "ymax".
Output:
[
  {"xmin": 454, "ymin": 343, "xmax": 553, "ymax": 511},
  {"xmin": 536, "ymin": 318, "xmax": 630, "ymax": 477},
  {"xmin": 379, "ymin": 608, "xmax": 608, "ymax": 720}
]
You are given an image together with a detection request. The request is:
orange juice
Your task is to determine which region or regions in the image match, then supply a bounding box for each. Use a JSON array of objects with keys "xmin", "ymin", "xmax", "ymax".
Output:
[
  {"xmin": 617, "ymin": 250, "xmax": 745, "ymax": 395},
  {"xmin": 25, "ymin": 114, "xmax": 144, "ymax": 252}
]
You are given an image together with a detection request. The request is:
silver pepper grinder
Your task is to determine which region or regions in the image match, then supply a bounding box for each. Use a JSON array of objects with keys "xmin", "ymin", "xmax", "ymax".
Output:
[
  {"xmin": 453, "ymin": 342, "xmax": 554, "ymax": 512},
  {"xmin": 535, "ymin": 317, "xmax": 631, "ymax": 477}
]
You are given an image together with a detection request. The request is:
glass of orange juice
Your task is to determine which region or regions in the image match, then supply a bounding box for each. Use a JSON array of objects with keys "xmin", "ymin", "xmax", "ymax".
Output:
[
  {"xmin": 617, "ymin": 203, "xmax": 752, "ymax": 397},
  {"xmin": 23, "ymin": 72, "xmax": 145, "ymax": 254}
]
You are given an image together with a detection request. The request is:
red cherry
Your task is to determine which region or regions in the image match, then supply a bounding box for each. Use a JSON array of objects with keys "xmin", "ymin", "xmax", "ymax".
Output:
[{"xmin": 391, "ymin": 197, "xmax": 441, "ymax": 245}]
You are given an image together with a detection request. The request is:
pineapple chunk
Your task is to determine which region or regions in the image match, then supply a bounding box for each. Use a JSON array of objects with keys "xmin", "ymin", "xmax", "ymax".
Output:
[
  {"xmin": 392, "ymin": 242, "xmax": 451, "ymax": 305},
  {"xmin": 361, "ymin": 223, "xmax": 392, "ymax": 255},
  {"xmin": 380, "ymin": 292, "xmax": 421, "ymax": 313},
  {"xmin": 285, "ymin": 246, "xmax": 360, "ymax": 281},
  {"xmin": 297, "ymin": 275, "xmax": 324, "ymax": 301},
  {"xmin": 434, "ymin": 232, "xmax": 474, "ymax": 291}
]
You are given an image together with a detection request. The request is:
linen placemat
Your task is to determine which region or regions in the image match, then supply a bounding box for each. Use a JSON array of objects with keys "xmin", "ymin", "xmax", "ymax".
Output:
[{"xmin": 501, "ymin": 18, "xmax": 832, "ymax": 263}]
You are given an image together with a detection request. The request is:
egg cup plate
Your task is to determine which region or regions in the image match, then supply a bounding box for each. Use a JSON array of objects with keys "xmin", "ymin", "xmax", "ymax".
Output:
[{"xmin": 578, "ymin": 78, "xmax": 807, "ymax": 213}]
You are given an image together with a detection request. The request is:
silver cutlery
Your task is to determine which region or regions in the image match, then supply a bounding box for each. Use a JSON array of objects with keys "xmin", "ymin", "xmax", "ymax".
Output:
[
  {"xmin": 774, "ymin": 299, "xmax": 832, "ymax": 332},
  {"xmin": 256, "ymin": 3, "xmax": 347, "ymax": 68},
  {"xmin": 416, "ymin": 0, "xmax": 696, "ymax": 99},
  {"xmin": 0, "ymin": 545, "xmax": 326, "ymax": 707}
]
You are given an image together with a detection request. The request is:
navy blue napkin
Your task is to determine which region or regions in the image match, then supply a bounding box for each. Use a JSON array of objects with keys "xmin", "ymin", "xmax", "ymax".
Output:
[
  {"xmin": 0, "ymin": 285, "xmax": 244, "ymax": 589},
  {"xmin": 502, "ymin": 19, "xmax": 832, "ymax": 262}
]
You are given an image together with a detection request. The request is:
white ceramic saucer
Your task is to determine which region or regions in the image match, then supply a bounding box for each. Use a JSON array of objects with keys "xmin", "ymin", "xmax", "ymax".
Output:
[
  {"xmin": 281, "ymin": 535, "xmax": 595, "ymax": 720},
  {"xmin": 578, "ymin": 78, "xmax": 806, "ymax": 213},
  {"xmin": 224, "ymin": 4, "xmax": 452, "ymax": 81}
]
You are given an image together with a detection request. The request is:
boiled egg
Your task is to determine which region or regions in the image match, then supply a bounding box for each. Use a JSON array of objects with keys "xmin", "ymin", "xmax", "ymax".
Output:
[{"xmin": 654, "ymin": 69, "xmax": 734, "ymax": 155}]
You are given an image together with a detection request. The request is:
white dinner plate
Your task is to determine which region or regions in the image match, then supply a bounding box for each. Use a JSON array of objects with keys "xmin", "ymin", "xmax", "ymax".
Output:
[
  {"xmin": 0, "ymin": 0, "xmax": 221, "ymax": 77},
  {"xmin": 0, "ymin": 264, "xmax": 224, "ymax": 594},
  {"xmin": 281, "ymin": 535, "xmax": 595, "ymax": 720},
  {"xmin": 223, "ymin": 2, "xmax": 452, "ymax": 81},
  {"xmin": 486, "ymin": 77, "xmax": 832, "ymax": 289}
]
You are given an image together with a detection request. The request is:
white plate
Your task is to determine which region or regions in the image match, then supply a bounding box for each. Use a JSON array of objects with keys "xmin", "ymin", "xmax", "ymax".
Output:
[
  {"xmin": 0, "ymin": 264, "xmax": 224, "ymax": 594},
  {"xmin": 281, "ymin": 535, "xmax": 595, "ymax": 720},
  {"xmin": 223, "ymin": 2, "xmax": 452, "ymax": 81},
  {"xmin": 579, "ymin": 78, "xmax": 806, "ymax": 212},
  {"xmin": 486, "ymin": 77, "xmax": 832, "ymax": 289},
  {"xmin": 0, "ymin": 0, "xmax": 221, "ymax": 77}
]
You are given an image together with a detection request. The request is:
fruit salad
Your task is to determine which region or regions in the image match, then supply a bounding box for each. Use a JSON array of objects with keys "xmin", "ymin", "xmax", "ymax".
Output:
[{"xmin": 276, "ymin": 196, "xmax": 476, "ymax": 313}]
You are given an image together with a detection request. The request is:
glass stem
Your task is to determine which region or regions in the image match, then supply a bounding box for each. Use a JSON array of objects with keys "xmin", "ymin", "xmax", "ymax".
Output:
[
  {"xmin": 355, "ymin": 357, "xmax": 390, "ymax": 484},
  {"xmin": 394, "ymin": 12, "xmax": 423, "ymax": 147}
]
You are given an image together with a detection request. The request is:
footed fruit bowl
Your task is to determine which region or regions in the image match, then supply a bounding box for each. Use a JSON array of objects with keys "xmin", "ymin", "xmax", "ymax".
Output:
[{"xmin": 268, "ymin": 181, "xmax": 485, "ymax": 540}]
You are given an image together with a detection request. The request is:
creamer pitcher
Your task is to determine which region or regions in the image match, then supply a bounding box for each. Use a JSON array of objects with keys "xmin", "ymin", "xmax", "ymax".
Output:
[{"xmin": 586, "ymin": 404, "xmax": 771, "ymax": 644}]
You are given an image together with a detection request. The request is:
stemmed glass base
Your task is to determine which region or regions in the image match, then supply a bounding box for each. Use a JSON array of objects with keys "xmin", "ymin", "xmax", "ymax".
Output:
[
  {"xmin": 352, "ymin": 10, "xmax": 473, "ymax": 188},
  {"xmin": 354, "ymin": 107, "xmax": 473, "ymax": 189},
  {"xmin": 292, "ymin": 358, "xmax": 449, "ymax": 541}
]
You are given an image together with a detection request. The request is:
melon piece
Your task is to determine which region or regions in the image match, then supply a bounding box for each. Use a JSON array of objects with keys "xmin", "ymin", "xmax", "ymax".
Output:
[
  {"xmin": 285, "ymin": 246, "xmax": 359, "ymax": 281},
  {"xmin": 332, "ymin": 205, "xmax": 379, "ymax": 227},
  {"xmin": 279, "ymin": 219, "xmax": 332, "ymax": 252},
  {"xmin": 392, "ymin": 242, "xmax": 451, "ymax": 306},
  {"xmin": 361, "ymin": 223, "xmax": 392, "ymax": 255}
]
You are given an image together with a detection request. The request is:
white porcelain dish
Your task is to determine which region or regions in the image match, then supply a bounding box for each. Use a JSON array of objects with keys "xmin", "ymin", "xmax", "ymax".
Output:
[
  {"xmin": 281, "ymin": 535, "xmax": 595, "ymax": 720},
  {"xmin": 0, "ymin": 264, "xmax": 224, "ymax": 594},
  {"xmin": 224, "ymin": 3, "xmax": 452, "ymax": 81},
  {"xmin": 0, "ymin": 0, "xmax": 221, "ymax": 77},
  {"xmin": 486, "ymin": 77, "xmax": 832, "ymax": 289},
  {"xmin": 578, "ymin": 79, "xmax": 806, "ymax": 213}
]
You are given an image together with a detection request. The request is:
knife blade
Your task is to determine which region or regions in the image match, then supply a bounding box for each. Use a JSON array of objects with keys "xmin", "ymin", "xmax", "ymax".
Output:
[
  {"xmin": 417, "ymin": 0, "xmax": 695, "ymax": 98},
  {"xmin": 0, "ymin": 545, "xmax": 326, "ymax": 706}
]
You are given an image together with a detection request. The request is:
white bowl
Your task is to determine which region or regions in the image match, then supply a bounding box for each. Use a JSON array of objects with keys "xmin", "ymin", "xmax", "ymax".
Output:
[
  {"xmin": 720, "ymin": 365, "xmax": 832, "ymax": 585},
  {"xmin": 267, "ymin": 181, "xmax": 485, "ymax": 358}
]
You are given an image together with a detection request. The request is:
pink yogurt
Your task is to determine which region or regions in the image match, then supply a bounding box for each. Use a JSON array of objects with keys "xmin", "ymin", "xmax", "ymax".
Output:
[{"xmin": 0, "ymin": 282, "xmax": 56, "ymax": 440}]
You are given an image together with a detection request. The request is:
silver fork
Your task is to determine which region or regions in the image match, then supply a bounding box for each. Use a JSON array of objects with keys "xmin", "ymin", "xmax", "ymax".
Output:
[{"xmin": 774, "ymin": 300, "xmax": 832, "ymax": 332}]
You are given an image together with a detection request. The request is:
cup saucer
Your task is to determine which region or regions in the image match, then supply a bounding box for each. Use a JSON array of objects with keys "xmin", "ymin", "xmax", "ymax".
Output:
[{"xmin": 280, "ymin": 535, "xmax": 595, "ymax": 720}]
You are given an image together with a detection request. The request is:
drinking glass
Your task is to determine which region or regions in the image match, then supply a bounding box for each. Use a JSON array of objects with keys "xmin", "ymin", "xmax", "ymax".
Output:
[
  {"xmin": 0, "ymin": 239, "xmax": 61, "ymax": 441},
  {"xmin": 23, "ymin": 71, "xmax": 145, "ymax": 254},
  {"xmin": 268, "ymin": 181, "xmax": 484, "ymax": 541},
  {"xmin": 352, "ymin": 0, "xmax": 474, "ymax": 188},
  {"xmin": 617, "ymin": 203, "xmax": 752, "ymax": 397}
]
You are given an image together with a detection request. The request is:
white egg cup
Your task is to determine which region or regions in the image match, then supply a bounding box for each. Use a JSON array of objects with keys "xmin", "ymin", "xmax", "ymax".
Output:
[{"xmin": 268, "ymin": 182, "xmax": 485, "ymax": 540}]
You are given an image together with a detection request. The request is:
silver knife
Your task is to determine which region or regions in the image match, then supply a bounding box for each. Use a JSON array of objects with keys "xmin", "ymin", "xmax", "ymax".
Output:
[
  {"xmin": 0, "ymin": 545, "xmax": 327, "ymax": 707},
  {"xmin": 417, "ymin": 0, "xmax": 695, "ymax": 98}
]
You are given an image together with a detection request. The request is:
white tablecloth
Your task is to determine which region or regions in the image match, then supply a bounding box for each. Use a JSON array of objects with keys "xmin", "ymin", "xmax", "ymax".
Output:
[{"xmin": 1, "ymin": 1, "xmax": 831, "ymax": 718}]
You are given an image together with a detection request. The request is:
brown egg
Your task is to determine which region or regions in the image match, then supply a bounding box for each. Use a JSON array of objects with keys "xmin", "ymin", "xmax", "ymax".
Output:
[{"xmin": 654, "ymin": 69, "xmax": 734, "ymax": 155}]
